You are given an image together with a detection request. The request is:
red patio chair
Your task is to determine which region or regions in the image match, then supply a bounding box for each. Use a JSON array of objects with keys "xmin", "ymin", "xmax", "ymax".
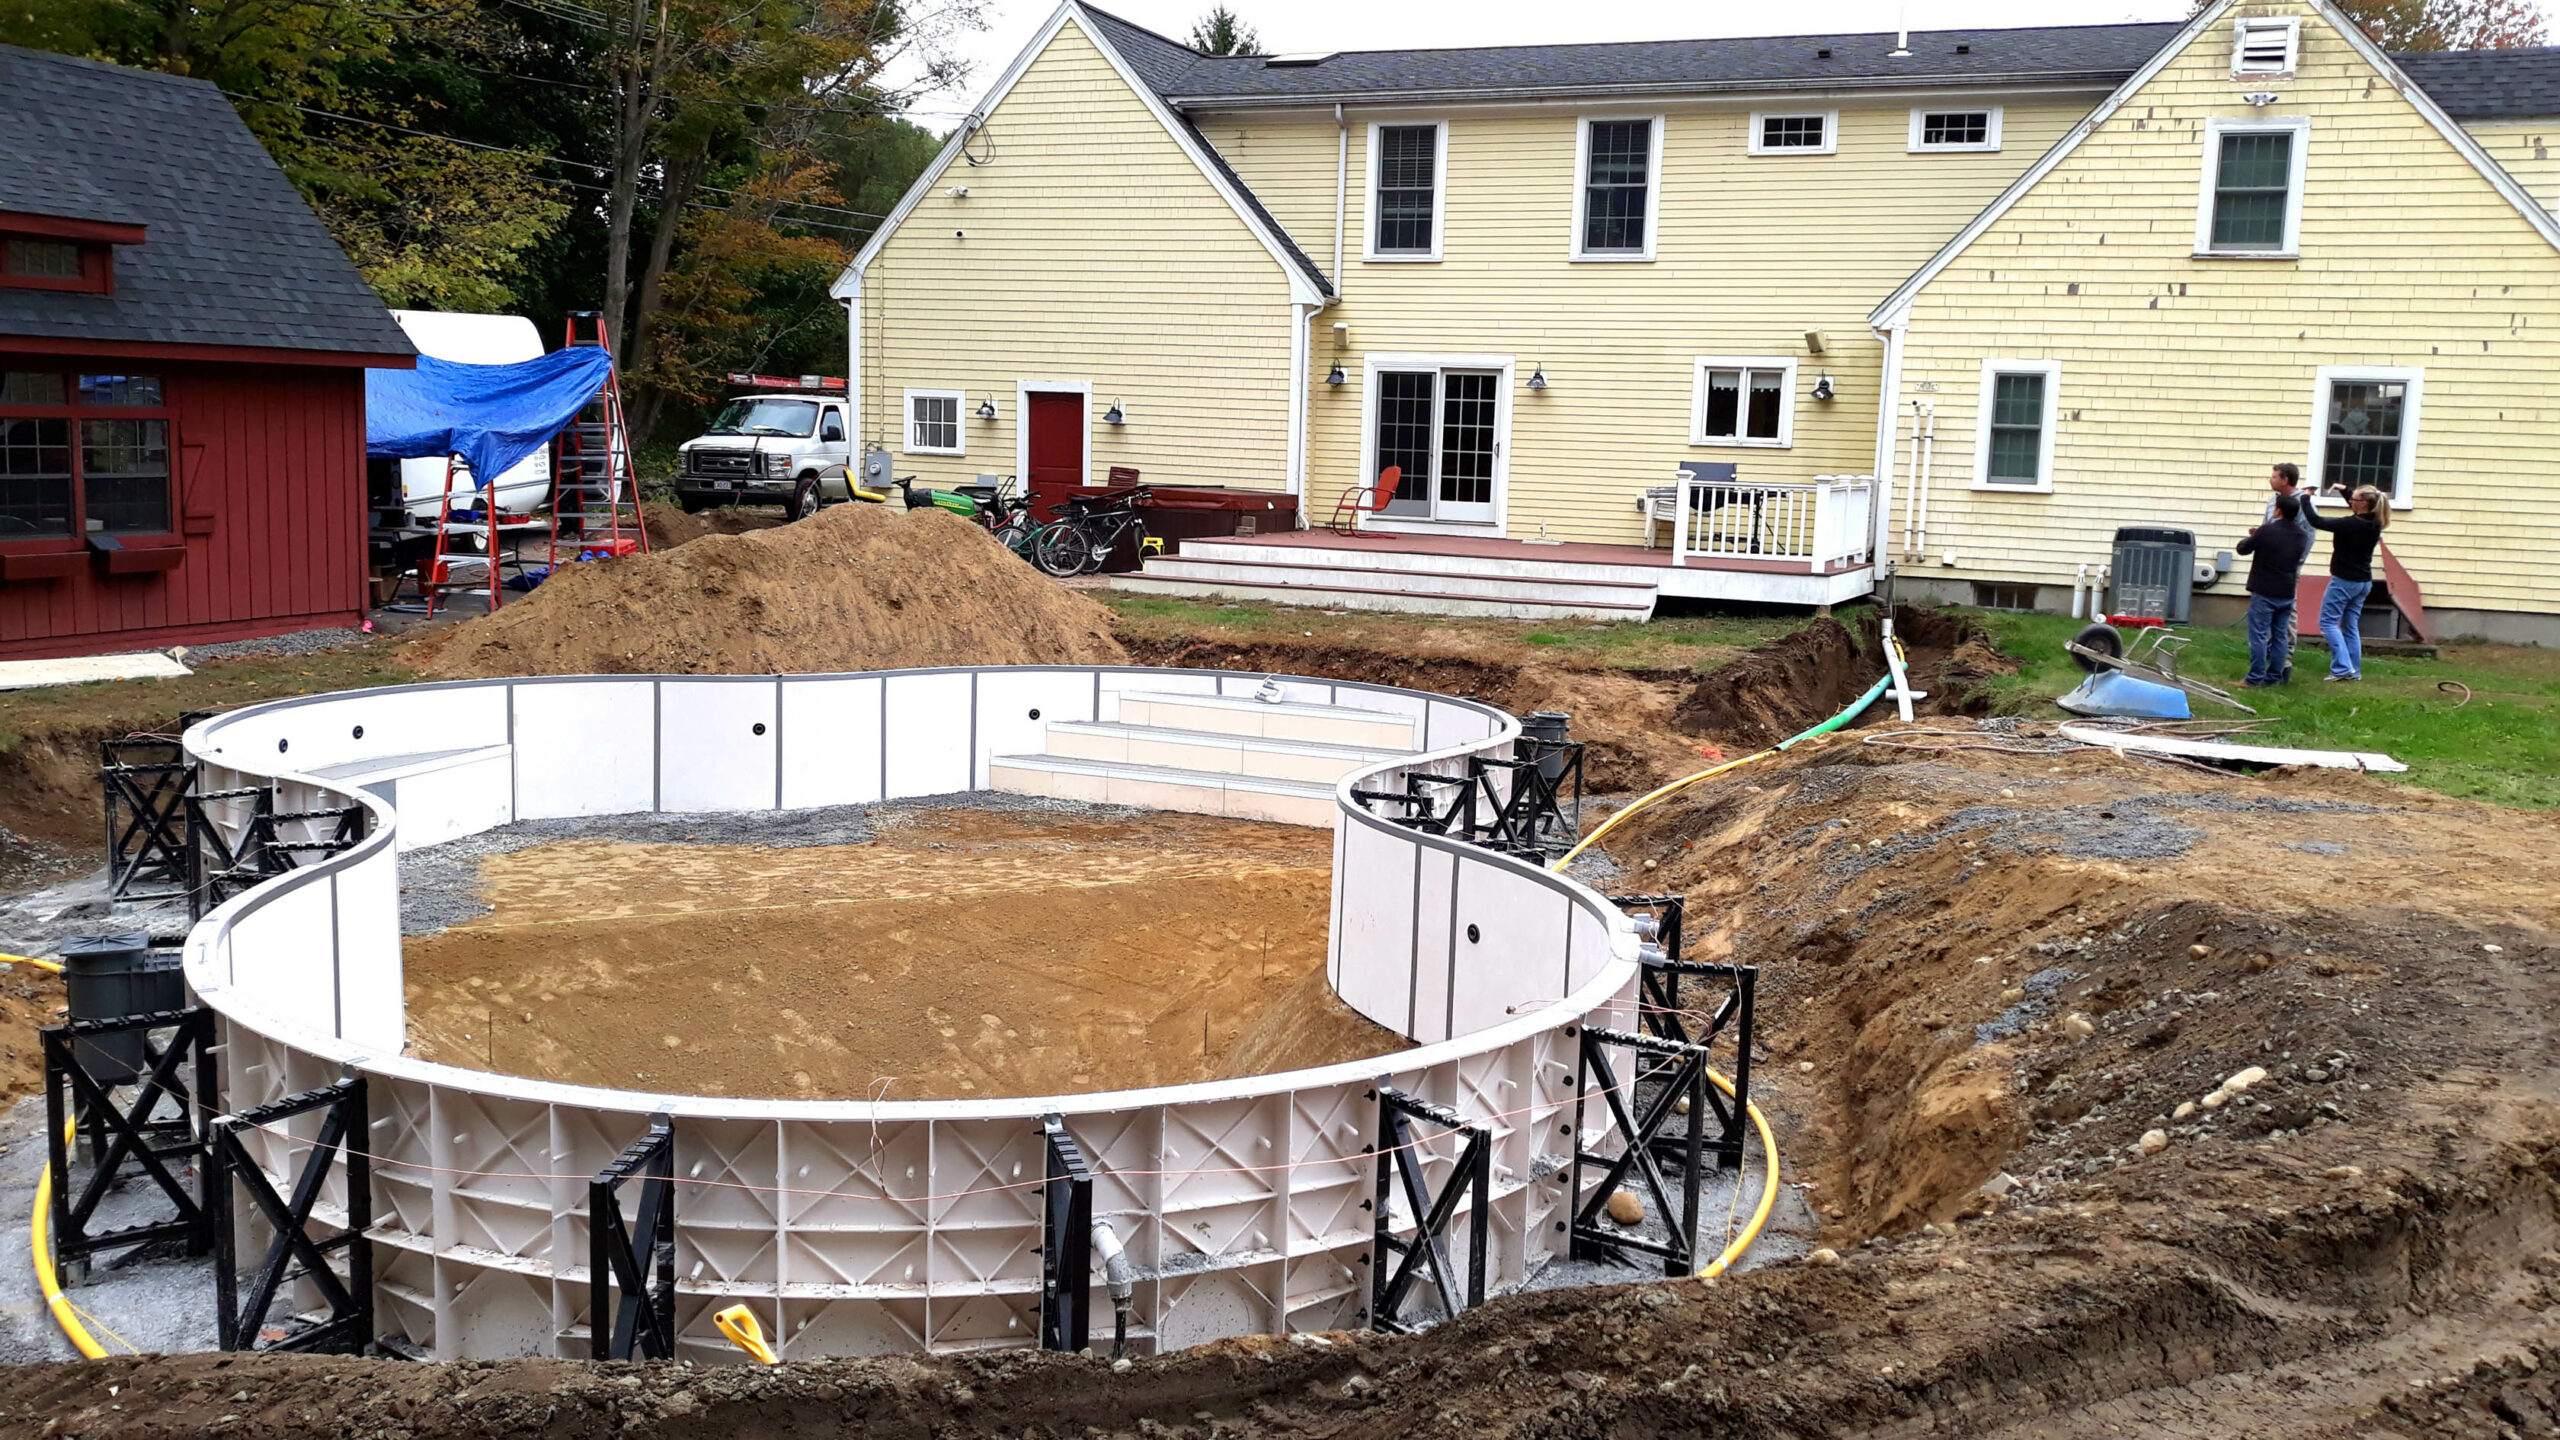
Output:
[{"xmin": 1329, "ymin": 466, "xmax": 1400, "ymax": 536}]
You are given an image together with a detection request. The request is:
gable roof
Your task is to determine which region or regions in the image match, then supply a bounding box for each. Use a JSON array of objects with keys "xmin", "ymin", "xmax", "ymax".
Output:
[
  {"xmin": 1095, "ymin": 16, "xmax": 2190, "ymax": 108},
  {"xmin": 0, "ymin": 44, "xmax": 413, "ymax": 362},
  {"xmin": 1868, "ymin": 0, "xmax": 2560, "ymax": 331},
  {"xmin": 2393, "ymin": 47, "xmax": 2560, "ymax": 119},
  {"xmin": 836, "ymin": 3, "xmax": 1331, "ymax": 304}
]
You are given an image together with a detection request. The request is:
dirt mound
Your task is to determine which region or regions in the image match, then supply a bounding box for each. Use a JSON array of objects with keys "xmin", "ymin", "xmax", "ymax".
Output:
[
  {"xmin": 1864, "ymin": 604, "xmax": 2017, "ymax": 715},
  {"xmin": 1671, "ymin": 616, "xmax": 1876, "ymax": 745},
  {"xmin": 639, "ymin": 501, "xmax": 781, "ymax": 551},
  {"xmin": 421, "ymin": 503, "xmax": 1124, "ymax": 677}
]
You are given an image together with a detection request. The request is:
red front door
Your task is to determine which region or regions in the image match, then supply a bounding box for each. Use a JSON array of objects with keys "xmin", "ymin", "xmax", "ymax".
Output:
[{"xmin": 1025, "ymin": 390, "xmax": 1085, "ymax": 518}]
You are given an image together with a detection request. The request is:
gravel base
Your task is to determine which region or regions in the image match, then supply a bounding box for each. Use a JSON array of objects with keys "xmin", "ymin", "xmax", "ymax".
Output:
[
  {"xmin": 396, "ymin": 789, "xmax": 1146, "ymax": 936},
  {"xmin": 176, "ymin": 627, "xmax": 370, "ymax": 663}
]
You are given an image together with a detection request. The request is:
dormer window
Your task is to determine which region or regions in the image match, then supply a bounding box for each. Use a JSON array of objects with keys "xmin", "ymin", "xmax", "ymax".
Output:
[
  {"xmin": 0, "ymin": 214, "xmax": 140, "ymax": 294},
  {"xmin": 2231, "ymin": 16, "xmax": 2299, "ymax": 77}
]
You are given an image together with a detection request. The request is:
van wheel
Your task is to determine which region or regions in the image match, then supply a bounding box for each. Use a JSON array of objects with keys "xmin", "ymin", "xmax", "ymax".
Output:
[
  {"xmin": 786, "ymin": 474, "xmax": 820, "ymax": 522},
  {"xmin": 678, "ymin": 496, "xmax": 708, "ymax": 515}
]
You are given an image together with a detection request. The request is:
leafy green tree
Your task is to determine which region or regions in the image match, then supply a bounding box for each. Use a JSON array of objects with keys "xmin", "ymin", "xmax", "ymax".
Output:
[{"xmin": 1187, "ymin": 5, "xmax": 1261, "ymax": 56}]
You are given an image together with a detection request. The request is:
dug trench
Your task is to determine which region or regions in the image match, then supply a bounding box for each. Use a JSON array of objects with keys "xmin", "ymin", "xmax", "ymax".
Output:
[{"xmin": 12, "ymin": 729, "xmax": 2560, "ymax": 1438}]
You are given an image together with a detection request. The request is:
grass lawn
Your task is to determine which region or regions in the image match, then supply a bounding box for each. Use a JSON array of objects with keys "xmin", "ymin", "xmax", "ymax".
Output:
[
  {"xmin": 1968, "ymin": 608, "xmax": 2560, "ymax": 809},
  {"xmin": 1102, "ymin": 593, "xmax": 1823, "ymax": 672},
  {"xmin": 0, "ymin": 642, "xmax": 421, "ymax": 762}
]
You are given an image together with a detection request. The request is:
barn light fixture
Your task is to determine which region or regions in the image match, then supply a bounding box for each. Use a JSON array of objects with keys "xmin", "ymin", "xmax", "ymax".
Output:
[
  {"xmin": 1812, "ymin": 373, "xmax": 1836, "ymax": 402},
  {"xmin": 975, "ymin": 396, "xmax": 997, "ymax": 421},
  {"xmin": 2243, "ymin": 91, "xmax": 2280, "ymax": 107},
  {"xmin": 1527, "ymin": 364, "xmax": 1549, "ymax": 390},
  {"xmin": 1325, "ymin": 363, "xmax": 1346, "ymax": 385},
  {"xmin": 1104, "ymin": 400, "xmax": 1125, "ymax": 425}
]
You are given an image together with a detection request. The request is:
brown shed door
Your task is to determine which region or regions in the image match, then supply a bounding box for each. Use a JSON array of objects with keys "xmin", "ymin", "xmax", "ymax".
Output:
[{"xmin": 1025, "ymin": 391, "xmax": 1085, "ymax": 514}]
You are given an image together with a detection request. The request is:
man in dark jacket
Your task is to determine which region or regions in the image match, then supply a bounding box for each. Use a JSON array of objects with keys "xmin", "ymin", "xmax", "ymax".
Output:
[{"xmin": 2235, "ymin": 492, "xmax": 2310, "ymax": 686}]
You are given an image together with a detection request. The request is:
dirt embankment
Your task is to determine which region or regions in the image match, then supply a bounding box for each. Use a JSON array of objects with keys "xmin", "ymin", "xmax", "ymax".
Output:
[
  {"xmin": 418, "ymin": 504, "xmax": 1125, "ymax": 678},
  {"xmin": 1671, "ymin": 607, "xmax": 2013, "ymax": 746},
  {"xmin": 638, "ymin": 501, "xmax": 782, "ymax": 551}
]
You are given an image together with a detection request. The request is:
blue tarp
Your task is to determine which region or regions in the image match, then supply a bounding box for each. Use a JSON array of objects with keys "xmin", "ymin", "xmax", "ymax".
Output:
[{"xmin": 365, "ymin": 349, "xmax": 613, "ymax": 488}]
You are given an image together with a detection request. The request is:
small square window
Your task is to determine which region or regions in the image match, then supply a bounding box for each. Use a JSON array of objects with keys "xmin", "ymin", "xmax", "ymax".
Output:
[
  {"xmin": 1691, "ymin": 358, "xmax": 1796, "ymax": 446},
  {"xmin": 1911, "ymin": 107, "xmax": 2001, "ymax": 152},
  {"xmin": 78, "ymin": 374, "xmax": 163, "ymax": 407},
  {"xmin": 3, "ymin": 238, "xmax": 82, "ymax": 279},
  {"xmin": 1752, "ymin": 113, "xmax": 1832, "ymax": 154},
  {"xmin": 906, "ymin": 391, "xmax": 962, "ymax": 455},
  {"xmin": 1, "ymin": 372, "xmax": 66, "ymax": 405}
]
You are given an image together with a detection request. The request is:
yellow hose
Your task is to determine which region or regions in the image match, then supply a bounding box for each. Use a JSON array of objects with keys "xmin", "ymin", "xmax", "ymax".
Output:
[
  {"xmin": 1698, "ymin": 1066, "xmax": 1782, "ymax": 1279},
  {"xmin": 3, "ymin": 951, "xmax": 63, "ymax": 973},
  {"xmin": 1550, "ymin": 750, "xmax": 1775, "ymax": 872},
  {"xmin": 33, "ymin": 1115, "xmax": 109, "ymax": 1358}
]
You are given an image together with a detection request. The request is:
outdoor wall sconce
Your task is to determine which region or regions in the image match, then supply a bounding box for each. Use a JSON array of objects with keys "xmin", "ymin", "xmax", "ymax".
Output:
[
  {"xmin": 1812, "ymin": 373, "xmax": 1836, "ymax": 402},
  {"xmin": 2243, "ymin": 91, "xmax": 2280, "ymax": 107},
  {"xmin": 1325, "ymin": 363, "xmax": 1346, "ymax": 385},
  {"xmin": 1104, "ymin": 400, "xmax": 1125, "ymax": 424},
  {"xmin": 1527, "ymin": 364, "xmax": 1549, "ymax": 390},
  {"xmin": 975, "ymin": 396, "xmax": 997, "ymax": 421}
]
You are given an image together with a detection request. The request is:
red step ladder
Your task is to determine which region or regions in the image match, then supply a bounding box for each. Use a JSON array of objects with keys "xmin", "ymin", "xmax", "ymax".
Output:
[{"xmin": 547, "ymin": 311, "xmax": 650, "ymax": 570}]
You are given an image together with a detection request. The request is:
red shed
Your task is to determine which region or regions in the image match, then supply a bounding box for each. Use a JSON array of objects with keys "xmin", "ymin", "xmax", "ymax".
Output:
[{"xmin": 0, "ymin": 44, "xmax": 415, "ymax": 661}]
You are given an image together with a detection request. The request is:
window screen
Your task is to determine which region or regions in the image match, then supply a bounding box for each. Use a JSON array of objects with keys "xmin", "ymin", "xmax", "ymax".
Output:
[
  {"xmin": 1758, "ymin": 114, "xmax": 1827, "ymax": 150},
  {"xmin": 1985, "ymin": 372, "xmax": 2047, "ymax": 484},
  {"xmin": 1919, "ymin": 112, "xmax": 1991, "ymax": 147},
  {"xmin": 910, "ymin": 393, "xmax": 958, "ymax": 452},
  {"xmin": 2211, "ymin": 131, "xmax": 2293, "ymax": 251},
  {"xmin": 1374, "ymin": 125, "xmax": 1438, "ymax": 254},
  {"xmin": 2324, "ymin": 380, "xmax": 2404, "ymax": 493},
  {"xmin": 1581, "ymin": 119, "xmax": 1651, "ymax": 253}
]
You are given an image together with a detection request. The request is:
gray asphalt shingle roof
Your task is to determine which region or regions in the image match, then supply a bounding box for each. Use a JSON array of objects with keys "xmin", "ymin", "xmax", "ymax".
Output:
[
  {"xmin": 0, "ymin": 44, "xmax": 414, "ymax": 360},
  {"xmin": 2392, "ymin": 47, "xmax": 2560, "ymax": 119}
]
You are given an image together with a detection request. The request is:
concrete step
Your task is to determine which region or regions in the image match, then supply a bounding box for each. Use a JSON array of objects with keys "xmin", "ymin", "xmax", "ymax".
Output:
[
  {"xmin": 986, "ymin": 754, "xmax": 1338, "ymax": 827},
  {"xmin": 1112, "ymin": 571, "xmax": 1654, "ymax": 621},
  {"xmin": 1043, "ymin": 720, "xmax": 1402, "ymax": 786},
  {"xmin": 1137, "ymin": 554, "xmax": 1655, "ymax": 610},
  {"xmin": 1113, "ymin": 690, "xmax": 1421, "ymax": 752}
]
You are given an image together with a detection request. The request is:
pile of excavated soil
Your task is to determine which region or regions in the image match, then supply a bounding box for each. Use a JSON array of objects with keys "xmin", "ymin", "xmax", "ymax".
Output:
[
  {"xmin": 419, "ymin": 503, "xmax": 1123, "ymax": 678},
  {"xmin": 638, "ymin": 501, "xmax": 782, "ymax": 551},
  {"xmin": 1671, "ymin": 607, "xmax": 2013, "ymax": 746},
  {"xmin": 401, "ymin": 806, "xmax": 1402, "ymax": 1099}
]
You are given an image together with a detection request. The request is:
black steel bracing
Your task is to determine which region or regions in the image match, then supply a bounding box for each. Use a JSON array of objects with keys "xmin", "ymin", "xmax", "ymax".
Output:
[
  {"xmin": 101, "ymin": 737, "xmax": 196, "ymax": 899},
  {"xmin": 589, "ymin": 1114, "xmax": 677, "ymax": 1361},
  {"xmin": 1355, "ymin": 736, "xmax": 1586, "ymax": 862},
  {"xmin": 1569, "ymin": 1025, "xmax": 1709, "ymax": 1277},
  {"xmin": 1368, "ymin": 1086, "xmax": 1491, "ymax": 1334},
  {"xmin": 1611, "ymin": 894, "xmax": 1758, "ymax": 1172},
  {"xmin": 210, "ymin": 1078, "xmax": 373, "ymax": 1355},
  {"xmin": 43, "ymin": 1008, "xmax": 217, "ymax": 1272},
  {"xmin": 1038, "ymin": 1114, "xmax": 1096, "ymax": 1353}
]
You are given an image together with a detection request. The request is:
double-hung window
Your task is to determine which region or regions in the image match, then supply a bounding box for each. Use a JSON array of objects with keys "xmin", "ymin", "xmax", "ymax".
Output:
[
  {"xmin": 1690, "ymin": 358, "xmax": 1796, "ymax": 447},
  {"xmin": 0, "ymin": 369, "xmax": 174, "ymax": 539},
  {"xmin": 2309, "ymin": 366, "xmax": 2421, "ymax": 505},
  {"xmin": 1368, "ymin": 122, "xmax": 1444, "ymax": 260},
  {"xmin": 1908, "ymin": 107, "xmax": 2001, "ymax": 152},
  {"xmin": 1573, "ymin": 117, "xmax": 1660, "ymax": 260},
  {"xmin": 1972, "ymin": 360, "xmax": 2060, "ymax": 491},
  {"xmin": 905, "ymin": 389, "xmax": 963, "ymax": 455},
  {"xmin": 2197, "ymin": 118, "xmax": 2308, "ymax": 257},
  {"xmin": 1748, "ymin": 111, "xmax": 1836, "ymax": 156}
]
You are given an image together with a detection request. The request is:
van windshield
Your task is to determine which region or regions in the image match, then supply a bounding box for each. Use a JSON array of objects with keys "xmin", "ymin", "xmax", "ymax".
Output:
[{"xmin": 706, "ymin": 399, "xmax": 819, "ymax": 437}]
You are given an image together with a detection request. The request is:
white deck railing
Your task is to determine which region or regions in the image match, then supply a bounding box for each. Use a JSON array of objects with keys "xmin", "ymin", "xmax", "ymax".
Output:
[{"xmin": 1671, "ymin": 474, "xmax": 1874, "ymax": 573}]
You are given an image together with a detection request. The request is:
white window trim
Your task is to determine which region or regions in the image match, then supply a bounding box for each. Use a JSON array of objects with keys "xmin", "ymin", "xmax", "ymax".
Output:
[
  {"xmin": 2194, "ymin": 115, "xmax": 2310, "ymax": 258},
  {"xmin": 902, "ymin": 387, "xmax": 964, "ymax": 456},
  {"xmin": 2306, "ymin": 365, "xmax": 2423, "ymax": 508},
  {"xmin": 1747, "ymin": 110, "xmax": 1838, "ymax": 157},
  {"xmin": 1907, "ymin": 105, "xmax": 2004, "ymax": 153},
  {"xmin": 2231, "ymin": 15, "xmax": 2301, "ymax": 79},
  {"xmin": 1569, "ymin": 113, "xmax": 1665, "ymax": 262},
  {"xmin": 1688, "ymin": 356, "xmax": 1799, "ymax": 448},
  {"xmin": 1364, "ymin": 119, "xmax": 1447, "ymax": 262},
  {"xmin": 1013, "ymin": 379, "xmax": 1094, "ymax": 486},
  {"xmin": 1354, "ymin": 351, "xmax": 1515, "ymax": 535},
  {"xmin": 1970, "ymin": 358, "xmax": 2062, "ymax": 493}
]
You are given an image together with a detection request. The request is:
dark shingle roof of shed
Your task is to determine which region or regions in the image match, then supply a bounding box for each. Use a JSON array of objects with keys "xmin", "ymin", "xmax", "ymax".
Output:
[
  {"xmin": 0, "ymin": 44, "xmax": 413, "ymax": 360},
  {"xmin": 2391, "ymin": 47, "xmax": 2560, "ymax": 119}
]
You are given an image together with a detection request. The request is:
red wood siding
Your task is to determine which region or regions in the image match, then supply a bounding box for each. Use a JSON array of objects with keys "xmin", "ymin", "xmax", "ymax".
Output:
[{"xmin": 0, "ymin": 355, "xmax": 367, "ymax": 660}]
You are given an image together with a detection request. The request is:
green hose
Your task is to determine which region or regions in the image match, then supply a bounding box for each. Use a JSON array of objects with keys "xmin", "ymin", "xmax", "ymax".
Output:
[{"xmin": 1777, "ymin": 673, "xmax": 1893, "ymax": 749}]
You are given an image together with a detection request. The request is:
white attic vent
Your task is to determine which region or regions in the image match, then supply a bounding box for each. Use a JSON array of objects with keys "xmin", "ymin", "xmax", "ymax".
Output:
[
  {"xmin": 1261, "ymin": 52, "xmax": 1337, "ymax": 67},
  {"xmin": 2231, "ymin": 16, "xmax": 2300, "ymax": 77}
]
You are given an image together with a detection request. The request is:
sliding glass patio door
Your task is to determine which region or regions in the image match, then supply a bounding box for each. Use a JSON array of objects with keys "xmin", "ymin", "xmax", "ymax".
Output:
[{"xmin": 1372, "ymin": 366, "xmax": 1500, "ymax": 524}]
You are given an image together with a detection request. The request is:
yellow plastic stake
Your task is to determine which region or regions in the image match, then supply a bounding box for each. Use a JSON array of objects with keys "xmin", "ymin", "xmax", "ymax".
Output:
[{"xmin": 714, "ymin": 1303, "xmax": 779, "ymax": 1364}]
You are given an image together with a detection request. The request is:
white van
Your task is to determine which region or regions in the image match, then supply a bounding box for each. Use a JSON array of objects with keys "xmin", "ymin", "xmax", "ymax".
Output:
[{"xmin": 386, "ymin": 310, "xmax": 555, "ymax": 521}]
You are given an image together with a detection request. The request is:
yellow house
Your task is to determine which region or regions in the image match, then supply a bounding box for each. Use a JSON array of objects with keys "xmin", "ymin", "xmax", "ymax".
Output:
[{"xmin": 836, "ymin": 1, "xmax": 2560, "ymax": 635}]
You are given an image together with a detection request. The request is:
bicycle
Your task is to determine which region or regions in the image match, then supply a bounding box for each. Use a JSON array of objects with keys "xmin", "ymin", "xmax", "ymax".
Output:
[
  {"xmin": 956, "ymin": 476, "xmax": 1040, "ymax": 559},
  {"xmin": 1032, "ymin": 486, "xmax": 1153, "ymax": 577}
]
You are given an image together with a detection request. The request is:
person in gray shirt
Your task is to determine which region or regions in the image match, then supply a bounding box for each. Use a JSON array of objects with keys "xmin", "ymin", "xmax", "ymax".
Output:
[{"xmin": 2264, "ymin": 462, "xmax": 2319, "ymax": 535}]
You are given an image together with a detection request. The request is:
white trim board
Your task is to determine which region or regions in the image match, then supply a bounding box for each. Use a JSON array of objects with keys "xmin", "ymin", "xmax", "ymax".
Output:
[
  {"xmin": 831, "ymin": 2, "xmax": 1329, "ymax": 306},
  {"xmin": 1868, "ymin": 0, "xmax": 2560, "ymax": 330}
]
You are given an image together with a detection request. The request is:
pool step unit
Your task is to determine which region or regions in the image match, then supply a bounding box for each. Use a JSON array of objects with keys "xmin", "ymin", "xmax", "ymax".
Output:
[{"xmin": 986, "ymin": 690, "xmax": 1419, "ymax": 827}]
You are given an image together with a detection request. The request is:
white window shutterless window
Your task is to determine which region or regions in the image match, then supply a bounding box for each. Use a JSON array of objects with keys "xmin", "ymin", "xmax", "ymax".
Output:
[
  {"xmin": 1367, "ymin": 121, "xmax": 1445, "ymax": 260},
  {"xmin": 1572, "ymin": 116, "xmax": 1662, "ymax": 260},
  {"xmin": 2196, "ymin": 118, "xmax": 2308, "ymax": 257},
  {"xmin": 1972, "ymin": 359, "xmax": 2061, "ymax": 491},
  {"xmin": 1908, "ymin": 107, "xmax": 2002, "ymax": 152},
  {"xmin": 1690, "ymin": 358, "xmax": 1796, "ymax": 447},
  {"xmin": 2308, "ymin": 366, "xmax": 2421, "ymax": 506},
  {"xmin": 1365, "ymin": 357, "xmax": 1508, "ymax": 525},
  {"xmin": 904, "ymin": 389, "xmax": 962, "ymax": 455},
  {"xmin": 1748, "ymin": 111, "xmax": 1836, "ymax": 156}
]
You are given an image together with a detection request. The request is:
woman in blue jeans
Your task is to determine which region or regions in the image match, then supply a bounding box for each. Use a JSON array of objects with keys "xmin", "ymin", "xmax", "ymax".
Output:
[{"xmin": 2308, "ymin": 485, "xmax": 2389, "ymax": 681}]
